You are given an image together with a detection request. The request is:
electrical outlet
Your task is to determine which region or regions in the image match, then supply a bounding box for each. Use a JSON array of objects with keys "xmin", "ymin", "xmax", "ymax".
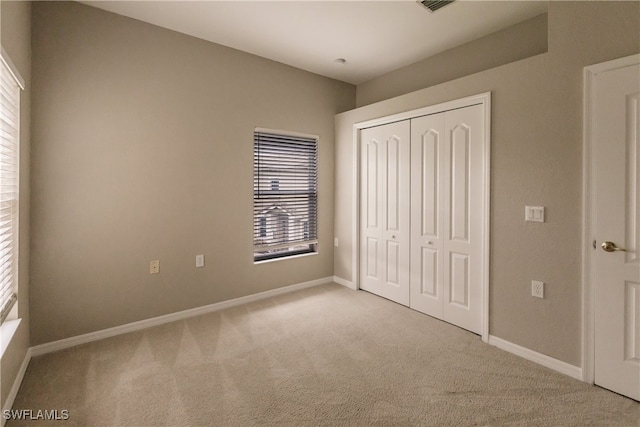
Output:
[
  {"xmin": 150, "ymin": 260, "xmax": 160, "ymax": 274},
  {"xmin": 334, "ymin": 237, "xmax": 339, "ymax": 247},
  {"xmin": 532, "ymin": 280, "xmax": 544, "ymax": 298},
  {"xmin": 196, "ymin": 254, "xmax": 205, "ymax": 268}
]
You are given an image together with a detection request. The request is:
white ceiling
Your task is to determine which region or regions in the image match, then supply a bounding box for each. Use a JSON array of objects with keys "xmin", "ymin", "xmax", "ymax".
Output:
[{"xmin": 82, "ymin": 1, "xmax": 548, "ymax": 85}]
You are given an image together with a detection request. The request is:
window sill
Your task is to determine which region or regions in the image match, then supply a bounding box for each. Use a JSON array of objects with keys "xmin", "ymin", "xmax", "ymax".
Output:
[
  {"xmin": 254, "ymin": 251, "xmax": 318, "ymax": 265},
  {"xmin": 1, "ymin": 318, "xmax": 22, "ymax": 358}
]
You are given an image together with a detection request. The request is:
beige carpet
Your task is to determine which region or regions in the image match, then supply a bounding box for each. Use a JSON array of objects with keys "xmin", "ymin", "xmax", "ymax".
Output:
[{"xmin": 9, "ymin": 283, "xmax": 640, "ymax": 426}]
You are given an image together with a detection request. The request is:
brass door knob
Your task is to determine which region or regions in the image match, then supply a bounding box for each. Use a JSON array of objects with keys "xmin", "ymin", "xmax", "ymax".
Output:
[{"xmin": 601, "ymin": 241, "xmax": 626, "ymax": 252}]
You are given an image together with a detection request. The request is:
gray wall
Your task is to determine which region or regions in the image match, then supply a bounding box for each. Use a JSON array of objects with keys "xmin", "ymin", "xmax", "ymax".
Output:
[
  {"xmin": 0, "ymin": 0, "xmax": 31, "ymax": 410},
  {"xmin": 356, "ymin": 13, "xmax": 548, "ymax": 107},
  {"xmin": 335, "ymin": 1, "xmax": 640, "ymax": 366},
  {"xmin": 30, "ymin": 2, "xmax": 355, "ymax": 345}
]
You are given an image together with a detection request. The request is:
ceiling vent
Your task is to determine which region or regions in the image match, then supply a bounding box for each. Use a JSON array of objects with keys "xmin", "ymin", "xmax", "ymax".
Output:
[{"xmin": 418, "ymin": 0, "xmax": 455, "ymax": 13}]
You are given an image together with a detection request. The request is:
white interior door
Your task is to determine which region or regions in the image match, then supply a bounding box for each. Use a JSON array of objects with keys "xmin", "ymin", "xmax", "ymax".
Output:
[
  {"xmin": 360, "ymin": 121, "xmax": 410, "ymax": 306},
  {"xmin": 592, "ymin": 60, "xmax": 640, "ymax": 401},
  {"xmin": 410, "ymin": 105, "xmax": 484, "ymax": 334}
]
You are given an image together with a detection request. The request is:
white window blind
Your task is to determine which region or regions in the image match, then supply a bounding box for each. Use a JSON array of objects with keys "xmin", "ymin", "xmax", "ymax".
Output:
[
  {"xmin": 253, "ymin": 130, "xmax": 318, "ymax": 261},
  {"xmin": 0, "ymin": 50, "xmax": 21, "ymax": 324}
]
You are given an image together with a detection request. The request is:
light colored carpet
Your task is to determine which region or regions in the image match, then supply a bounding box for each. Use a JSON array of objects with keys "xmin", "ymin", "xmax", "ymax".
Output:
[{"xmin": 9, "ymin": 283, "xmax": 640, "ymax": 426}]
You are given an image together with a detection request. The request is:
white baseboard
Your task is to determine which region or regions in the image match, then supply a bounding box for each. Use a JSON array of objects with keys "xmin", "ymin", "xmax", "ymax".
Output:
[
  {"xmin": 333, "ymin": 276, "xmax": 356, "ymax": 290},
  {"xmin": 488, "ymin": 335, "xmax": 582, "ymax": 380},
  {"xmin": 1, "ymin": 347, "xmax": 31, "ymax": 426},
  {"xmin": 31, "ymin": 277, "xmax": 332, "ymax": 357}
]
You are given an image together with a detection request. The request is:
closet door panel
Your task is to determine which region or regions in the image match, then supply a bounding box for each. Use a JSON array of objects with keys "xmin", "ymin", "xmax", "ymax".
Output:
[
  {"xmin": 420, "ymin": 248, "xmax": 439, "ymax": 297},
  {"xmin": 419, "ymin": 130, "xmax": 439, "ymax": 238},
  {"xmin": 410, "ymin": 113, "xmax": 445, "ymax": 318},
  {"xmin": 360, "ymin": 126, "xmax": 383, "ymax": 296},
  {"xmin": 443, "ymin": 104, "xmax": 484, "ymax": 334},
  {"xmin": 381, "ymin": 122, "xmax": 410, "ymax": 306},
  {"xmin": 449, "ymin": 124, "xmax": 471, "ymax": 243},
  {"xmin": 449, "ymin": 252, "xmax": 470, "ymax": 308},
  {"xmin": 386, "ymin": 135, "xmax": 401, "ymax": 232},
  {"xmin": 360, "ymin": 121, "xmax": 410, "ymax": 306},
  {"xmin": 365, "ymin": 139, "xmax": 379, "ymax": 228}
]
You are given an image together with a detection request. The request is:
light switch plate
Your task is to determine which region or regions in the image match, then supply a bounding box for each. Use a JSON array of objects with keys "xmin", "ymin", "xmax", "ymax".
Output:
[{"xmin": 525, "ymin": 206, "xmax": 545, "ymax": 222}]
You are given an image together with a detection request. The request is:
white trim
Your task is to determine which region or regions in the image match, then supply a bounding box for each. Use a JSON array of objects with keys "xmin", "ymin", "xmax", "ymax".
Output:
[
  {"xmin": 1, "ymin": 347, "xmax": 31, "ymax": 426},
  {"xmin": 253, "ymin": 250, "xmax": 318, "ymax": 265},
  {"xmin": 582, "ymin": 60, "xmax": 597, "ymax": 385},
  {"xmin": 481, "ymin": 94, "xmax": 492, "ymax": 344},
  {"xmin": 0, "ymin": 47, "xmax": 25, "ymax": 90},
  {"xmin": 0, "ymin": 319, "xmax": 21, "ymax": 358},
  {"xmin": 489, "ymin": 335, "xmax": 582, "ymax": 381},
  {"xmin": 31, "ymin": 277, "xmax": 332, "ymax": 357},
  {"xmin": 581, "ymin": 53, "xmax": 640, "ymax": 385},
  {"xmin": 351, "ymin": 123, "xmax": 360, "ymax": 292},
  {"xmin": 355, "ymin": 92, "xmax": 488, "ymax": 130},
  {"xmin": 351, "ymin": 92, "xmax": 491, "ymax": 343},
  {"xmin": 333, "ymin": 276, "xmax": 356, "ymax": 290}
]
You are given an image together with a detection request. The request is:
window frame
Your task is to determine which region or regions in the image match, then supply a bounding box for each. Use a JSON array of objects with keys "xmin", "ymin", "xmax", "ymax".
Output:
[
  {"xmin": 253, "ymin": 128, "xmax": 319, "ymax": 263},
  {"xmin": 0, "ymin": 47, "xmax": 24, "ymax": 325}
]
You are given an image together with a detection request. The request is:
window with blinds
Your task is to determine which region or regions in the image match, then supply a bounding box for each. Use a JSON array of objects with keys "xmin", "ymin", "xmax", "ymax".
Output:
[
  {"xmin": 253, "ymin": 129, "xmax": 318, "ymax": 262},
  {"xmin": 0, "ymin": 50, "xmax": 22, "ymax": 324}
]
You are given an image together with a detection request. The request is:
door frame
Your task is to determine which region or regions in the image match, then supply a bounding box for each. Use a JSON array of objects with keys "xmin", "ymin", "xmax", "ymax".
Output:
[
  {"xmin": 351, "ymin": 92, "xmax": 491, "ymax": 343},
  {"xmin": 582, "ymin": 54, "xmax": 640, "ymax": 384}
]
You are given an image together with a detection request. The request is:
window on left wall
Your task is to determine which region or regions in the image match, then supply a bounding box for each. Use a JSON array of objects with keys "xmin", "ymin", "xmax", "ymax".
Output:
[{"xmin": 0, "ymin": 49, "xmax": 23, "ymax": 324}]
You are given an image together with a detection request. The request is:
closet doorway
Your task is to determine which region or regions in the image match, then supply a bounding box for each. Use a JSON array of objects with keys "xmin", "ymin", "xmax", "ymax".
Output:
[{"xmin": 356, "ymin": 93, "xmax": 490, "ymax": 339}]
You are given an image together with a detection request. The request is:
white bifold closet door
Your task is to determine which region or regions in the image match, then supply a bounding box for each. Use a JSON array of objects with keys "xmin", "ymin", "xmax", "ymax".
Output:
[
  {"xmin": 359, "ymin": 103, "xmax": 484, "ymax": 335},
  {"xmin": 409, "ymin": 104, "xmax": 484, "ymax": 334},
  {"xmin": 359, "ymin": 121, "xmax": 411, "ymax": 306}
]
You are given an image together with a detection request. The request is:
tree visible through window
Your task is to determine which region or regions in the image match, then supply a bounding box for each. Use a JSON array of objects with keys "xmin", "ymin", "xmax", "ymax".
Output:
[{"xmin": 253, "ymin": 129, "xmax": 318, "ymax": 261}]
